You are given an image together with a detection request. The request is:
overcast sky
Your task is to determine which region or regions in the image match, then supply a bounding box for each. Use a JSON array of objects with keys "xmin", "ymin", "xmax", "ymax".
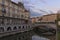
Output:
[{"xmin": 12, "ymin": 0, "xmax": 60, "ymax": 17}]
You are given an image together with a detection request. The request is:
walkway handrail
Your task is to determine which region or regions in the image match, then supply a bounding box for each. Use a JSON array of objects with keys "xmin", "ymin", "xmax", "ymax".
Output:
[{"xmin": 34, "ymin": 22, "xmax": 56, "ymax": 24}]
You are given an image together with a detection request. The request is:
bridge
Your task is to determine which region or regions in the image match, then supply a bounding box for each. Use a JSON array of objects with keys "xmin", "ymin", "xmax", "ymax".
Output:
[
  {"xmin": 0, "ymin": 22, "xmax": 57, "ymax": 37},
  {"xmin": 33, "ymin": 22, "xmax": 57, "ymax": 29}
]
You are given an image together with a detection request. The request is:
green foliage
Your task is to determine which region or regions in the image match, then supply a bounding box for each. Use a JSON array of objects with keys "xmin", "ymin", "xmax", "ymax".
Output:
[
  {"xmin": 56, "ymin": 19, "xmax": 60, "ymax": 27},
  {"xmin": 58, "ymin": 32, "xmax": 60, "ymax": 40}
]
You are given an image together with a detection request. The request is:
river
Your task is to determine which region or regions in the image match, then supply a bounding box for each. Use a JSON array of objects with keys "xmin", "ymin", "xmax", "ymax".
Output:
[{"xmin": 0, "ymin": 30, "xmax": 55, "ymax": 40}]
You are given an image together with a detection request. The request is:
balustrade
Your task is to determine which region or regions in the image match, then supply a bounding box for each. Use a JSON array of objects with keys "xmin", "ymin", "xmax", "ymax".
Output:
[{"xmin": 0, "ymin": 24, "xmax": 32, "ymax": 33}]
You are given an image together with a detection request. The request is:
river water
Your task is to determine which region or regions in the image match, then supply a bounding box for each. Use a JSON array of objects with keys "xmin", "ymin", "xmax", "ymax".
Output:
[
  {"xmin": 0, "ymin": 30, "xmax": 55, "ymax": 40},
  {"xmin": 32, "ymin": 35, "xmax": 50, "ymax": 40}
]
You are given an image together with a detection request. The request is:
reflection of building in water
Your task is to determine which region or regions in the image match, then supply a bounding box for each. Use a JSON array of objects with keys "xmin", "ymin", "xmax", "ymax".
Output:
[
  {"xmin": 0, "ymin": 31, "xmax": 33, "ymax": 40},
  {"xmin": 0, "ymin": 30, "xmax": 54, "ymax": 40},
  {"xmin": 0, "ymin": 0, "xmax": 31, "ymax": 33}
]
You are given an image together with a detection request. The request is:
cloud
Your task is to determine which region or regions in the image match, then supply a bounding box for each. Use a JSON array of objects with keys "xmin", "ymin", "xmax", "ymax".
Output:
[
  {"xmin": 30, "ymin": 10, "xmax": 43, "ymax": 17},
  {"xmin": 11, "ymin": 0, "xmax": 18, "ymax": 3},
  {"xmin": 30, "ymin": 7, "xmax": 50, "ymax": 15},
  {"xmin": 46, "ymin": 7, "xmax": 60, "ymax": 13},
  {"xmin": 12, "ymin": 0, "xmax": 59, "ymax": 17}
]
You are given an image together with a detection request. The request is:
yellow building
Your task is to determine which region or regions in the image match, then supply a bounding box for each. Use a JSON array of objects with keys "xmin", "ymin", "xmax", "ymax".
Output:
[
  {"xmin": 41, "ymin": 14, "xmax": 57, "ymax": 22},
  {"xmin": 30, "ymin": 17, "xmax": 36, "ymax": 23},
  {"xmin": 0, "ymin": 0, "xmax": 30, "ymax": 25},
  {"xmin": 31, "ymin": 13, "xmax": 60, "ymax": 23}
]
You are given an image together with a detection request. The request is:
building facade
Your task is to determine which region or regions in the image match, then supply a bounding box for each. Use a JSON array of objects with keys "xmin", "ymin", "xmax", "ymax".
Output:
[
  {"xmin": 41, "ymin": 14, "xmax": 57, "ymax": 22},
  {"xmin": 30, "ymin": 17, "xmax": 42, "ymax": 23},
  {"xmin": 0, "ymin": 0, "xmax": 31, "ymax": 33},
  {"xmin": 31, "ymin": 13, "xmax": 59, "ymax": 23},
  {"xmin": 0, "ymin": 0, "xmax": 30, "ymax": 25}
]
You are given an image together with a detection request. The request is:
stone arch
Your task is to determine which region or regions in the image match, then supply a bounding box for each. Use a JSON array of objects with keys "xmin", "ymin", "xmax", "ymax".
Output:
[
  {"xmin": 19, "ymin": 26, "xmax": 21, "ymax": 29},
  {"xmin": 26, "ymin": 26, "xmax": 27, "ymax": 29},
  {"xmin": 13, "ymin": 26, "xmax": 17, "ymax": 30},
  {"xmin": 0, "ymin": 27, "xmax": 4, "ymax": 32},
  {"xmin": 7, "ymin": 27, "xmax": 11, "ymax": 31},
  {"xmin": 22, "ymin": 26, "xmax": 24, "ymax": 29},
  {"xmin": 28, "ymin": 26, "xmax": 30, "ymax": 28}
]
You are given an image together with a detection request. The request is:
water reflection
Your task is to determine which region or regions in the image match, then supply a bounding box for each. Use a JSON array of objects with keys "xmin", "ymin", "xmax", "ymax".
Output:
[
  {"xmin": 32, "ymin": 35, "xmax": 50, "ymax": 40},
  {"xmin": 0, "ymin": 30, "xmax": 51, "ymax": 40}
]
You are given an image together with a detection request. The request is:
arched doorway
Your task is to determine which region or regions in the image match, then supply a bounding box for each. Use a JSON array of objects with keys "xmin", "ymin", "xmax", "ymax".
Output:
[
  {"xmin": 13, "ymin": 26, "xmax": 17, "ymax": 30},
  {"xmin": 0, "ymin": 27, "xmax": 4, "ymax": 32},
  {"xmin": 7, "ymin": 27, "xmax": 11, "ymax": 31}
]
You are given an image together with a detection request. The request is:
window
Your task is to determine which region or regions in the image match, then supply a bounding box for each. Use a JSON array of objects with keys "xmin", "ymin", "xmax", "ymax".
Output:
[
  {"xmin": 21, "ymin": 15, "xmax": 24, "ymax": 17},
  {"xmin": 0, "ymin": 0, "xmax": 2, "ymax": 3},
  {"xmin": 0, "ymin": 0, "xmax": 5, "ymax": 6},
  {"xmin": 2, "ymin": 8, "xmax": 6, "ymax": 13},
  {"xmin": 5, "ymin": 0, "xmax": 8, "ymax": 6}
]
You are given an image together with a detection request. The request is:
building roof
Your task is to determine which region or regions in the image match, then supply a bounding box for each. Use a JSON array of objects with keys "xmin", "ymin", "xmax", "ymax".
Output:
[
  {"xmin": 42, "ymin": 13, "xmax": 58, "ymax": 17},
  {"xmin": 11, "ymin": 1, "xmax": 19, "ymax": 6},
  {"xmin": 31, "ymin": 13, "xmax": 58, "ymax": 19},
  {"xmin": 6, "ymin": 0, "xmax": 20, "ymax": 6}
]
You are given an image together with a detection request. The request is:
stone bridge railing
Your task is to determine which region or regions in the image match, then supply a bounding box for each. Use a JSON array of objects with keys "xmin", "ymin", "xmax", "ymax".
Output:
[
  {"xmin": 0, "ymin": 22, "xmax": 57, "ymax": 37},
  {"xmin": 0, "ymin": 24, "xmax": 35, "ymax": 37},
  {"xmin": 32, "ymin": 22, "xmax": 57, "ymax": 29},
  {"xmin": 0, "ymin": 24, "xmax": 34, "ymax": 33},
  {"xmin": 0, "ymin": 22, "xmax": 56, "ymax": 33}
]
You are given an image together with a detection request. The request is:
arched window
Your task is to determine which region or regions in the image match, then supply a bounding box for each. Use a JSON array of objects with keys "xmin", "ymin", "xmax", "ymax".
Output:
[
  {"xmin": 21, "ymin": 15, "xmax": 24, "ymax": 17},
  {"xmin": 13, "ymin": 26, "xmax": 17, "ymax": 30},
  {"xmin": 7, "ymin": 27, "xmax": 11, "ymax": 31},
  {"xmin": 0, "ymin": 27, "xmax": 4, "ymax": 32}
]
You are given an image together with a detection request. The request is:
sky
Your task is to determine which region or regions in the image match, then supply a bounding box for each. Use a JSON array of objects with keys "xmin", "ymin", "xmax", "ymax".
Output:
[{"xmin": 12, "ymin": 0, "xmax": 60, "ymax": 17}]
